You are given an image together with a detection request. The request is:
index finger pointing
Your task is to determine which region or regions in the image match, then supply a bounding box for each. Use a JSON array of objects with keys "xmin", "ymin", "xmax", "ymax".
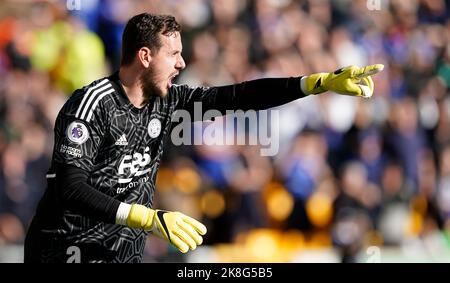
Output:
[{"xmin": 355, "ymin": 64, "xmax": 384, "ymax": 78}]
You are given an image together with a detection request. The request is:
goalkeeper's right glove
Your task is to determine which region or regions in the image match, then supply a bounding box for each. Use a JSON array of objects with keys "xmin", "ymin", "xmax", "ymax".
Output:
[
  {"xmin": 301, "ymin": 64, "xmax": 384, "ymax": 98},
  {"xmin": 119, "ymin": 203, "xmax": 207, "ymax": 253}
]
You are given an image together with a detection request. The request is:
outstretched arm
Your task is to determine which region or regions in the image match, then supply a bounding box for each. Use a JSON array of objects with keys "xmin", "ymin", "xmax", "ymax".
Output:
[
  {"xmin": 174, "ymin": 64, "xmax": 384, "ymax": 117},
  {"xmin": 174, "ymin": 76, "xmax": 306, "ymax": 115}
]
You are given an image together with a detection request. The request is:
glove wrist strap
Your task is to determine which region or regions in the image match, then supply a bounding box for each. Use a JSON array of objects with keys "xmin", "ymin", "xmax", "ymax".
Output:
[
  {"xmin": 300, "ymin": 76, "xmax": 312, "ymax": 95},
  {"xmin": 116, "ymin": 202, "xmax": 132, "ymax": 226}
]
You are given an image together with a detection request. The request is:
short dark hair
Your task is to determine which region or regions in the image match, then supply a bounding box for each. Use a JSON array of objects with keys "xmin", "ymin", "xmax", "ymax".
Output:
[{"xmin": 121, "ymin": 13, "xmax": 181, "ymax": 66}]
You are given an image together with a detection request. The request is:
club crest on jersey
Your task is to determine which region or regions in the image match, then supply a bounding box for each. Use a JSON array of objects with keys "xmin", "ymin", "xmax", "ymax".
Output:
[
  {"xmin": 66, "ymin": 121, "xmax": 89, "ymax": 144},
  {"xmin": 148, "ymin": 118, "xmax": 161, "ymax": 138}
]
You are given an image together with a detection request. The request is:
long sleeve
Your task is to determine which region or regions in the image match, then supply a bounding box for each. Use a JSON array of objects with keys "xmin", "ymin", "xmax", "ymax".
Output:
[
  {"xmin": 173, "ymin": 77, "xmax": 306, "ymax": 118},
  {"xmin": 54, "ymin": 163, "xmax": 121, "ymax": 223}
]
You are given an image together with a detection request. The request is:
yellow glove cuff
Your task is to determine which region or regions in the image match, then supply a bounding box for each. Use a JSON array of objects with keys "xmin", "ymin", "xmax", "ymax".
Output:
[{"xmin": 126, "ymin": 204, "xmax": 155, "ymax": 230}]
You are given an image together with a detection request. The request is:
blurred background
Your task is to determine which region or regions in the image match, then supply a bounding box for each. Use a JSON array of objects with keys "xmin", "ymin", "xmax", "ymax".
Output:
[{"xmin": 1, "ymin": 0, "xmax": 450, "ymax": 263}]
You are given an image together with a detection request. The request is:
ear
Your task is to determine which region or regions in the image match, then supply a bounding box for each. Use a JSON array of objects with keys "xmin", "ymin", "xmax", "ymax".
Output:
[{"xmin": 138, "ymin": 47, "xmax": 152, "ymax": 68}]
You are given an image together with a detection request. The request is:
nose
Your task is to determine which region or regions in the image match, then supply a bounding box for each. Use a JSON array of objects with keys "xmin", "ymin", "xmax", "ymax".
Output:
[{"xmin": 176, "ymin": 55, "xmax": 186, "ymax": 70}]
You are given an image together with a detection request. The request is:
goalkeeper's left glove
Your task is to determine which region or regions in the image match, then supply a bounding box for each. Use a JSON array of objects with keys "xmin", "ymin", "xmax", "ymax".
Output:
[
  {"xmin": 301, "ymin": 64, "xmax": 384, "ymax": 98},
  {"xmin": 118, "ymin": 203, "xmax": 207, "ymax": 253}
]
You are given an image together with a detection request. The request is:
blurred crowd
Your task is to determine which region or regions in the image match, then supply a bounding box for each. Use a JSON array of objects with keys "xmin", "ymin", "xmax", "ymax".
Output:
[{"xmin": 1, "ymin": 0, "xmax": 450, "ymax": 262}]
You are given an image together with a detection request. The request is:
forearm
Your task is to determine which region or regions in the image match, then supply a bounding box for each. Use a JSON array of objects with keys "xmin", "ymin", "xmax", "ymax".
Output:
[
  {"xmin": 54, "ymin": 163, "xmax": 121, "ymax": 224},
  {"xmin": 181, "ymin": 77, "xmax": 307, "ymax": 116},
  {"xmin": 213, "ymin": 77, "xmax": 306, "ymax": 112}
]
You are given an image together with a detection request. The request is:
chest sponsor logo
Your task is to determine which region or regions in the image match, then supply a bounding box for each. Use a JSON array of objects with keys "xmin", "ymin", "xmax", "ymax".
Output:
[{"xmin": 116, "ymin": 147, "xmax": 152, "ymax": 194}]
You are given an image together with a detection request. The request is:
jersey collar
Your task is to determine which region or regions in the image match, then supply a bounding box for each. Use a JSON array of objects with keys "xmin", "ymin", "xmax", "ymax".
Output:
[{"xmin": 108, "ymin": 71, "xmax": 156, "ymax": 114}]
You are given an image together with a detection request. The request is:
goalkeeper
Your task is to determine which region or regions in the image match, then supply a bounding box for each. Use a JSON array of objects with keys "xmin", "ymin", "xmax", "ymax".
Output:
[{"xmin": 24, "ymin": 13, "xmax": 383, "ymax": 263}]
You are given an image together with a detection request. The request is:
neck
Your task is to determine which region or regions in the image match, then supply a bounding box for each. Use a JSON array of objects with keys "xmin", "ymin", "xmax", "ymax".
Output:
[{"xmin": 119, "ymin": 65, "xmax": 145, "ymax": 108}]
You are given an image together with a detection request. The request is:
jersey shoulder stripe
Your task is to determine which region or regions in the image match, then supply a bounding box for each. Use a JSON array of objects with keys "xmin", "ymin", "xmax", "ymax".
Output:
[
  {"xmin": 74, "ymin": 78, "xmax": 114, "ymax": 122},
  {"xmin": 85, "ymin": 88, "xmax": 115, "ymax": 122}
]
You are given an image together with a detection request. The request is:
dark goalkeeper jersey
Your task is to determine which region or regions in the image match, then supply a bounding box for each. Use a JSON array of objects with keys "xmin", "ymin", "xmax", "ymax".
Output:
[{"xmin": 25, "ymin": 72, "xmax": 305, "ymax": 263}]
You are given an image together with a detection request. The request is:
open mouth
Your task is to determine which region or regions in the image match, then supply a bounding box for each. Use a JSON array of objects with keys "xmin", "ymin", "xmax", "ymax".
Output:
[{"xmin": 168, "ymin": 73, "xmax": 179, "ymax": 88}]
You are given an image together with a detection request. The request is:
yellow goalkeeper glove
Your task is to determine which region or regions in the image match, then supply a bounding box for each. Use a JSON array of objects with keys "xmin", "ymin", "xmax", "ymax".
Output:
[
  {"xmin": 125, "ymin": 204, "xmax": 207, "ymax": 253},
  {"xmin": 301, "ymin": 64, "xmax": 384, "ymax": 98}
]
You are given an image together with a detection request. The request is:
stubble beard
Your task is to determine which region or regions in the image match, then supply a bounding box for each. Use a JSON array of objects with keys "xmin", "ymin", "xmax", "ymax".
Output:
[{"xmin": 139, "ymin": 66, "xmax": 165, "ymax": 105}]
